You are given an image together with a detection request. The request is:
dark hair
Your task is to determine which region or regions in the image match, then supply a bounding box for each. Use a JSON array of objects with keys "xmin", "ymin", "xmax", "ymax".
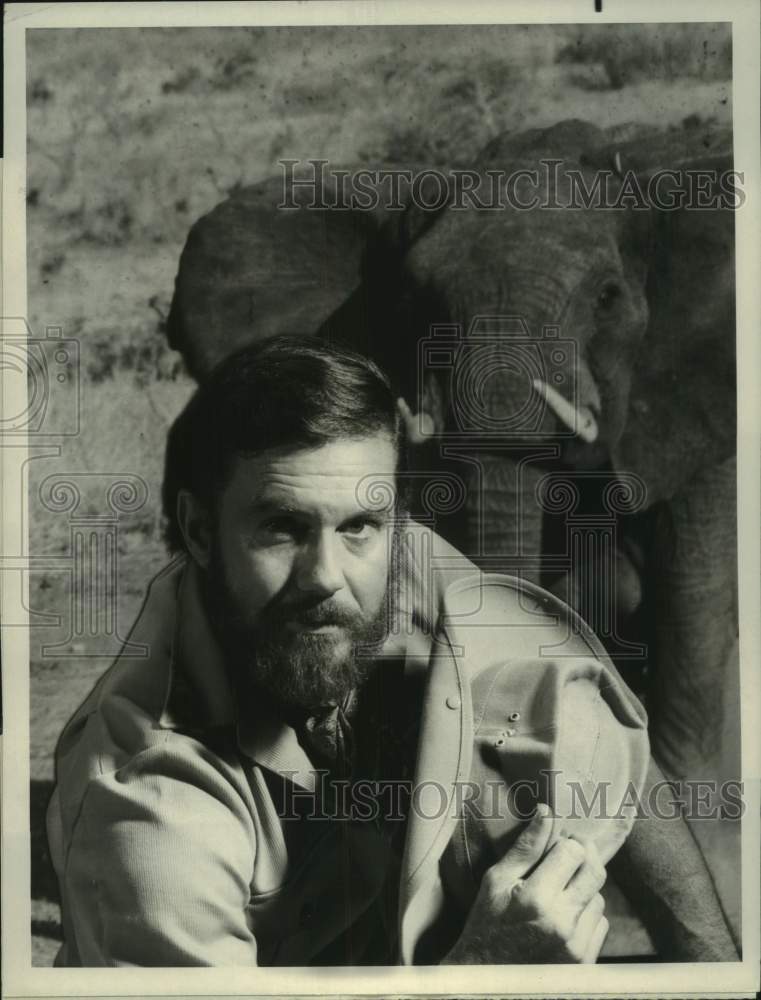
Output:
[{"xmin": 162, "ymin": 335, "xmax": 401, "ymax": 552}]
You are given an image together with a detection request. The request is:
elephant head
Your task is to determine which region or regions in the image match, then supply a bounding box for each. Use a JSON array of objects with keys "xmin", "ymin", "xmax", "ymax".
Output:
[{"xmin": 367, "ymin": 122, "xmax": 651, "ymax": 470}]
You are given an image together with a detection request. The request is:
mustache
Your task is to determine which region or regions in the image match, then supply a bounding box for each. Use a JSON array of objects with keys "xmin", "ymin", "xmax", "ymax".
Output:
[{"xmin": 266, "ymin": 597, "xmax": 366, "ymax": 629}]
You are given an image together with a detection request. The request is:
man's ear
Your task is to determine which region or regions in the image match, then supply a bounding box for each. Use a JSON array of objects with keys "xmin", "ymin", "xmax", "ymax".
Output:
[{"xmin": 176, "ymin": 489, "xmax": 212, "ymax": 569}]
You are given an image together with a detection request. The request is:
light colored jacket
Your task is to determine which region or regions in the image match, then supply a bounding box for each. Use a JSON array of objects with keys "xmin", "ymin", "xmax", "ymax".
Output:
[{"xmin": 47, "ymin": 520, "xmax": 648, "ymax": 966}]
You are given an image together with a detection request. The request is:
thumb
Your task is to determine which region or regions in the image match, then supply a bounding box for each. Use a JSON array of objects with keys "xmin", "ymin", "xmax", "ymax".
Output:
[{"xmin": 491, "ymin": 803, "xmax": 554, "ymax": 883}]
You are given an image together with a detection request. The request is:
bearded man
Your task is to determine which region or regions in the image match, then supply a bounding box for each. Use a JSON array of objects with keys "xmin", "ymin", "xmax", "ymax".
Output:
[{"xmin": 46, "ymin": 337, "xmax": 736, "ymax": 967}]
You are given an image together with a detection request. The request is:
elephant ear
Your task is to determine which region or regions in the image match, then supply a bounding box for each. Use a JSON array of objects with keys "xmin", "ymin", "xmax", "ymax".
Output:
[
  {"xmin": 590, "ymin": 122, "xmax": 736, "ymax": 503},
  {"xmin": 166, "ymin": 175, "xmax": 367, "ymax": 379},
  {"xmin": 166, "ymin": 166, "xmax": 440, "ymax": 381}
]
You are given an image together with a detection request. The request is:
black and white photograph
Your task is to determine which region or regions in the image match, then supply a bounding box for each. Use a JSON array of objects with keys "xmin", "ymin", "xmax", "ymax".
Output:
[{"xmin": 2, "ymin": 1, "xmax": 760, "ymax": 996}]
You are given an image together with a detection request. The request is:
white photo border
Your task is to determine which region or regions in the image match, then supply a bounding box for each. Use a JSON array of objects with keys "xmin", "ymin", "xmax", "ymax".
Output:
[{"xmin": 2, "ymin": 1, "xmax": 759, "ymax": 997}]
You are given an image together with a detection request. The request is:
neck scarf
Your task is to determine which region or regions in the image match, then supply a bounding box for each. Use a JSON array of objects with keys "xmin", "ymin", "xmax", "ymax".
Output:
[{"xmin": 300, "ymin": 690, "xmax": 358, "ymax": 780}]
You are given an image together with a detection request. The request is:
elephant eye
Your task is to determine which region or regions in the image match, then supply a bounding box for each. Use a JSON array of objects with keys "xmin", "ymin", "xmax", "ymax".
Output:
[{"xmin": 597, "ymin": 283, "xmax": 622, "ymax": 311}]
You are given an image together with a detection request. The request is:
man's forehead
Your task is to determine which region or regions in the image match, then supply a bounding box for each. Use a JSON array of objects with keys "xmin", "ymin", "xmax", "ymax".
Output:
[{"xmin": 229, "ymin": 433, "xmax": 398, "ymax": 511}]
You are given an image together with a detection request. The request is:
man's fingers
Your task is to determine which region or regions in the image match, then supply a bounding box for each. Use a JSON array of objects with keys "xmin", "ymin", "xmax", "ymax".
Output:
[
  {"xmin": 489, "ymin": 804, "xmax": 554, "ymax": 885},
  {"xmin": 564, "ymin": 844, "xmax": 607, "ymax": 908},
  {"xmin": 524, "ymin": 836, "xmax": 586, "ymax": 895},
  {"xmin": 583, "ymin": 914, "xmax": 609, "ymax": 964},
  {"xmin": 568, "ymin": 893, "xmax": 607, "ymax": 963}
]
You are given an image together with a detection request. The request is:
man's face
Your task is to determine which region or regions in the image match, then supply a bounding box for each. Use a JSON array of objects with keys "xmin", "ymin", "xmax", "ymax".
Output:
[{"xmin": 202, "ymin": 432, "xmax": 398, "ymax": 712}]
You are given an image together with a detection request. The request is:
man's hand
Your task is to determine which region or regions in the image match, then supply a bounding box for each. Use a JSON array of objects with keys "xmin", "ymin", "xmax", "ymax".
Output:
[{"xmin": 442, "ymin": 805, "xmax": 609, "ymax": 964}]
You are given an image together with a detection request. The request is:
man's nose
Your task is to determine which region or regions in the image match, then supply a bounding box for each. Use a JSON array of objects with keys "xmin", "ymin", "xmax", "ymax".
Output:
[{"xmin": 295, "ymin": 532, "xmax": 344, "ymax": 598}]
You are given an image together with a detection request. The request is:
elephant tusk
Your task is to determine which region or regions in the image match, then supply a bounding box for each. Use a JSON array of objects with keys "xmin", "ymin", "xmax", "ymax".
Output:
[
  {"xmin": 532, "ymin": 379, "xmax": 599, "ymax": 444},
  {"xmin": 397, "ymin": 397, "xmax": 435, "ymax": 444}
]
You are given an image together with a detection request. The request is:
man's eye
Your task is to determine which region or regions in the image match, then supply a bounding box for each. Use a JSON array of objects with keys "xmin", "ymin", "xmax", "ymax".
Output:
[
  {"xmin": 261, "ymin": 517, "xmax": 301, "ymax": 538},
  {"xmin": 341, "ymin": 517, "xmax": 380, "ymax": 539}
]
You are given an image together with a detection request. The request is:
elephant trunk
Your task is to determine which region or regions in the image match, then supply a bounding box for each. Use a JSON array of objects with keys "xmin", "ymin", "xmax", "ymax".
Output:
[
  {"xmin": 433, "ymin": 281, "xmax": 577, "ymax": 586},
  {"xmin": 456, "ymin": 454, "xmax": 544, "ymax": 585}
]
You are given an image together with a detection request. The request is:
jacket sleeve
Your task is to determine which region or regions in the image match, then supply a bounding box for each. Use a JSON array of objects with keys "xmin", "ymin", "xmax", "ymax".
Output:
[{"xmin": 62, "ymin": 740, "xmax": 259, "ymax": 966}]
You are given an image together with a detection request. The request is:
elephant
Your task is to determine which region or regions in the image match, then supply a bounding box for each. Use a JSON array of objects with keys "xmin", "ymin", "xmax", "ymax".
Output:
[
  {"xmin": 163, "ymin": 118, "xmax": 742, "ymax": 956},
  {"xmin": 165, "ymin": 118, "xmax": 737, "ymax": 787}
]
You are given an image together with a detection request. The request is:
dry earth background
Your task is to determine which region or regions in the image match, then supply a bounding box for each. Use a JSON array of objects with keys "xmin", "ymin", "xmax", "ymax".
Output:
[{"xmin": 24, "ymin": 23, "xmax": 733, "ymax": 965}]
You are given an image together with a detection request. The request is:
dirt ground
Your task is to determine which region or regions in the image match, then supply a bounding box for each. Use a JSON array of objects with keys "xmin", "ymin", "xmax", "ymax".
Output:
[{"xmin": 24, "ymin": 23, "xmax": 736, "ymax": 965}]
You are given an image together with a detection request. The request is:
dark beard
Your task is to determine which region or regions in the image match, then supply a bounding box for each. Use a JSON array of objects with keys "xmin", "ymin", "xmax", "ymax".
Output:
[{"xmin": 203, "ymin": 544, "xmax": 395, "ymax": 714}]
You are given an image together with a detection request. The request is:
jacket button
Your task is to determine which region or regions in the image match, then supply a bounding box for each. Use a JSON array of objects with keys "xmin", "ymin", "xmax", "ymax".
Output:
[
  {"xmin": 445, "ymin": 694, "xmax": 461, "ymax": 710},
  {"xmin": 299, "ymin": 901, "xmax": 315, "ymax": 926},
  {"xmin": 509, "ymin": 712, "xmax": 520, "ymax": 722}
]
